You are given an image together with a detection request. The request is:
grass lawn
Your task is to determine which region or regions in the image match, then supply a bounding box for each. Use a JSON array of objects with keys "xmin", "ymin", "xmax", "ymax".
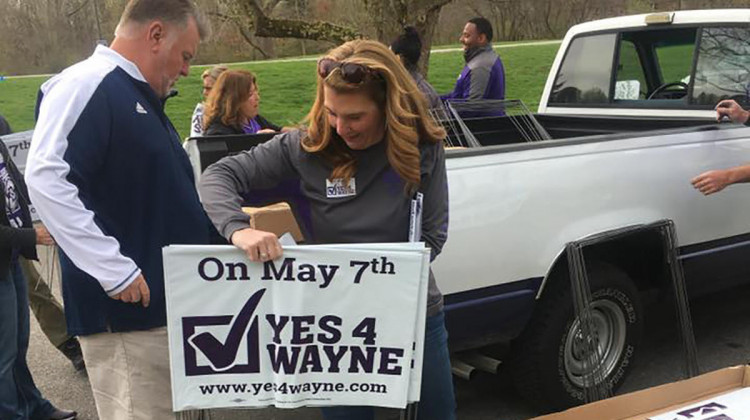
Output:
[{"xmin": 0, "ymin": 42, "xmax": 560, "ymax": 140}]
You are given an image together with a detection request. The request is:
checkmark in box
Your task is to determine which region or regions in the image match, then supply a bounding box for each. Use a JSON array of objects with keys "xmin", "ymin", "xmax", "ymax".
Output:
[{"xmin": 182, "ymin": 291, "xmax": 265, "ymax": 376}]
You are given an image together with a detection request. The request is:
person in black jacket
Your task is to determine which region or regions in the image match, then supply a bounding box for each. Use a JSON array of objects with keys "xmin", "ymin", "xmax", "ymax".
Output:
[
  {"xmin": 202, "ymin": 69, "xmax": 285, "ymax": 135},
  {"xmin": 0, "ymin": 114, "xmax": 11, "ymax": 136},
  {"xmin": 0, "ymin": 137, "xmax": 77, "ymax": 419},
  {"xmin": 390, "ymin": 26, "xmax": 441, "ymax": 110},
  {"xmin": 0, "ymin": 116, "xmax": 85, "ymax": 373}
]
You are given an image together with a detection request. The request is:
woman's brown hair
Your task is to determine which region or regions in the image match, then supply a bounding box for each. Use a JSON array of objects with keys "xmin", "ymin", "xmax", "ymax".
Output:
[
  {"xmin": 303, "ymin": 39, "xmax": 446, "ymax": 193},
  {"xmin": 203, "ymin": 69, "xmax": 256, "ymax": 131}
]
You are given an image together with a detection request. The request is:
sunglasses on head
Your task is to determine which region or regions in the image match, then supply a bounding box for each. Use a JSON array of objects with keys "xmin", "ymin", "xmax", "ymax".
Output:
[{"xmin": 317, "ymin": 58, "xmax": 378, "ymax": 84}]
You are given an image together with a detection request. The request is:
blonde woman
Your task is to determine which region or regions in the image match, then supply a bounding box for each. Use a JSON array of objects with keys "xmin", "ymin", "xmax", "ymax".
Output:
[
  {"xmin": 199, "ymin": 40, "xmax": 455, "ymax": 419},
  {"xmin": 189, "ymin": 65, "xmax": 227, "ymax": 137}
]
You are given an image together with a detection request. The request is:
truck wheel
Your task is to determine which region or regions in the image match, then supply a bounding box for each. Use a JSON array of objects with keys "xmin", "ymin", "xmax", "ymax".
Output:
[{"xmin": 509, "ymin": 262, "xmax": 643, "ymax": 411}]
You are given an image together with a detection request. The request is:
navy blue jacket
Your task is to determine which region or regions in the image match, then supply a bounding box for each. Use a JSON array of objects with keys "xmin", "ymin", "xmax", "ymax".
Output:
[{"xmin": 27, "ymin": 46, "xmax": 216, "ymax": 335}]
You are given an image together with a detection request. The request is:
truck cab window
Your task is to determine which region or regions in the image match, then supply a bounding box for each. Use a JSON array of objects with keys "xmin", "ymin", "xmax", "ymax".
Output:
[
  {"xmin": 618, "ymin": 28, "xmax": 697, "ymax": 103},
  {"xmin": 615, "ymin": 40, "xmax": 647, "ymax": 100},
  {"xmin": 692, "ymin": 27, "xmax": 750, "ymax": 107},
  {"xmin": 656, "ymin": 42, "xmax": 695, "ymax": 92},
  {"xmin": 549, "ymin": 34, "xmax": 616, "ymax": 105}
]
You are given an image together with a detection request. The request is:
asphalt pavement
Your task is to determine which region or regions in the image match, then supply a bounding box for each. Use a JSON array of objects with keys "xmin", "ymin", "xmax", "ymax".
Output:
[{"xmin": 27, "ymin": 278, "xmax": 750, "ymax": 419}]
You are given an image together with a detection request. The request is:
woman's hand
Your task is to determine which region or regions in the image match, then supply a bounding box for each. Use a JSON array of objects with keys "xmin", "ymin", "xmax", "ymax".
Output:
[
  {"xmin": 230, "ymin": 228, "xmax": 283, "ymax": 262},
  {"xmin": 258, "ymin": 128, "xmax": 277, "ymax": 134},
  {"xmin": 35, "ymin": 225, "xmax": 55, "ymax": 246}
]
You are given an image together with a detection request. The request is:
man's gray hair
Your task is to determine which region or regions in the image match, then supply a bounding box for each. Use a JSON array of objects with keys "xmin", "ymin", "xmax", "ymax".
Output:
[{"xmin": 118, "ymin": 0, "xmax": 211, "ymax": 40}]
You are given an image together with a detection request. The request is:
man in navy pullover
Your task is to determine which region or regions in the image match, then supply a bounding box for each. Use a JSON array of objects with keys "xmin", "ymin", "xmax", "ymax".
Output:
[
  {"xmin": 442, "ymin": 17, "xmax": 505, "ymax": 102},
  {"xmin": 26, "ymin": 1, "xmax": 213, "ymax": 419}
]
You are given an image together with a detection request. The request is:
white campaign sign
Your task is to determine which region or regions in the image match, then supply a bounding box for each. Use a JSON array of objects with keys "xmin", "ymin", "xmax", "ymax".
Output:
[
  {"xmin": 0, "ymin": 131, "xmax": 40, "ymax": 222},
  {"xmin": 312, "ymin": 242, "xmax": 430, "ymax": 403},
  {"xmin": 649, "ymin": 387, "xmax": 750, "ymax": 420},
  {"xmin": 1, "ymin": 131, "xmax": 32, "ymax": 174},
  {"xmin": 164, "ymin": 244, "xmax": 430, "ymax": 411}
]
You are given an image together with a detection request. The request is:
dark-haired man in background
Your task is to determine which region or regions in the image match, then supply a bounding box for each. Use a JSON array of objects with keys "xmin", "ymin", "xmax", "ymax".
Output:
[{"xmin": 442, "ymin": 17, "xmax": 505, "ymax": 102}]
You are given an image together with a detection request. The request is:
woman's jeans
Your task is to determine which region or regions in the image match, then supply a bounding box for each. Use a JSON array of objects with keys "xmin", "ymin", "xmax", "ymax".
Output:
[
  {"xmin": 321, "ymin": 310, "xmax": 456, "ymax": 420},
  {"xmin": 0, "ymin": 257, "xmax": 54, "ymax": 420}
]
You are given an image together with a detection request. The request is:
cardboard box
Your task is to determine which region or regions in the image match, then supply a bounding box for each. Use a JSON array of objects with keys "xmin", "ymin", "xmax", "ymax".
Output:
[
  {"xmin": 533, "ymin": 365, "xmax": 750, "ymax": 420},
  {"xmin": 242, "ymin": 202, "xmax": 304, "ymax": 243}
]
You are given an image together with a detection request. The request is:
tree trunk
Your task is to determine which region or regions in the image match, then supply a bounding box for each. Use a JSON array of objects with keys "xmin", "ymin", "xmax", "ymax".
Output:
[
  {"xmin": 414, "ymin": 6, "xmax": 442, "ymax": 77},
  {"xmin": 363, "ymin": 0, "xmax": 451, "ymax": 76},
  {"xmin": 294, "ymin": 0, "xmax": 307, "ymax": 55},
  {"xmin": 363, "ymin": 0, "xmax": 408, "ymax": 43}
]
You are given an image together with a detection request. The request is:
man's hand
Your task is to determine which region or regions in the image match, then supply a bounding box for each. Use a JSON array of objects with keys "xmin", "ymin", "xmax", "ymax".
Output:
[
  {"xmin": 716, "ymin": 100, "xmax": 750, "ymax": 124},
  {"xmin": 113, "ymin": 274, "xmax": 150, "ymax": 307},
  {"xmin": 34, "ymin": 225, "xmax": 55, "ymax": 246},
  {"xmin": 230, "ymin": 228, "xmax": 283, "ymax": 263},
  {"xmin": 691, "ymin": 169, "xmax": 732, "ymax": 195}
]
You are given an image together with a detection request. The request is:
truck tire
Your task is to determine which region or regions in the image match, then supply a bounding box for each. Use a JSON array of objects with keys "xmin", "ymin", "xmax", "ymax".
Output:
[{"xmin": 509, "ymin": 262, "xmax": 643, "ymax": 411}]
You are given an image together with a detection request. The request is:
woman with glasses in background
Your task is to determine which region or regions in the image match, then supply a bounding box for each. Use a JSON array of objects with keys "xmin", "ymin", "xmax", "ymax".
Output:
[
  {"xmin": 199, "ymin": 39, "xmax": 455, "ymax": 420},
  {"xmin": 190, "ymin": 65, "xmax": 227, "ymax": 137},
  {"xmin": 202, "ymin": 69, "xmax": 284, "ymax": 136}
]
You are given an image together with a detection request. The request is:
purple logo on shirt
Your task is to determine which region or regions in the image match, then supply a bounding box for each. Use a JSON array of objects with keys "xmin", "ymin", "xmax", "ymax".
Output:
[{"xmin": 0, "ymin": 159, "xmax": 23, "ymax": 228}]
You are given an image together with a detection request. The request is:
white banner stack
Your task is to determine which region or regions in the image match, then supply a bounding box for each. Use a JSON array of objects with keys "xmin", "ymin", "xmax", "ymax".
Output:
[{"xmin": 163, "ymin": 243, "xmax": 430, "ymax": 411}]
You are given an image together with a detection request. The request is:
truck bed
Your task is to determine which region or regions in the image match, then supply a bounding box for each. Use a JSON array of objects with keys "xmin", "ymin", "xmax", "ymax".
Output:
[{"xmin": 446, "ymin": 113, "xmax": 717, "ymax": 148}]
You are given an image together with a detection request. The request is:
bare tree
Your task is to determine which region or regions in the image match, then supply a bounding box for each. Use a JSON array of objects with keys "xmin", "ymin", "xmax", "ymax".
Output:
[
  {"xmin": 3, "ymin": 0, "xmax": 750, "ymax": 76},
  {"xmin": 363, "ymin": 0, "xmax": 455, "ymax": 74},
  {"xmin": 223, "ymin": 0, "xmax": 455, "ymax": 74},
  {"xmin": 0, "ymin": 0, "xmax": 104, "ymax": 74}
]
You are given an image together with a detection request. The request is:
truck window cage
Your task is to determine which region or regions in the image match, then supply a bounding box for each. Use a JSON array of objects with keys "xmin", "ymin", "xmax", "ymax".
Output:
[
  {"xmin": 429, "ymin": 105, "xmax": 466, "ymax": 148},
  {"xmin": 566, "ymin": 220, "xmax": 699, "ymax": 404},
  {"xmin": 433, "ymin": 99, "xmax": 553, "ymax": 148}
]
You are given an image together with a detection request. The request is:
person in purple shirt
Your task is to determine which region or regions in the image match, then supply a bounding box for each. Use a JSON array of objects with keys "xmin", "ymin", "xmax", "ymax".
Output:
[
  {"xmin": 203, "ymin": 70, "xmax": 285, "ymax": 136},
  {"xmin": 441, "ymin": 17, "xmax": 505, "ymax": 102}
]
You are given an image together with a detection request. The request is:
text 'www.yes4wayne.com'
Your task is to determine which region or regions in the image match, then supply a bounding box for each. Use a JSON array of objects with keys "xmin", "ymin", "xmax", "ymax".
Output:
[{"xmin": 199, "ymin": 381, "xmax": 388, "ymax": 396}]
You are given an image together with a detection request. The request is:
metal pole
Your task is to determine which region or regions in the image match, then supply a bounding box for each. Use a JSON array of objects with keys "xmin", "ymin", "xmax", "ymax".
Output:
[
  {"xmin": 400, "ymin": 402, "xmax": 418, "ymax": 420},
  {"xmin": 664, "ymin": 222, "xmax": 700, "ymax": 378}
]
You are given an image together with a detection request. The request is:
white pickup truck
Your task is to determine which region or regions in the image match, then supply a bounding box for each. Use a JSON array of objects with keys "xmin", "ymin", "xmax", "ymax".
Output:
[
  {"xmin": 5, "ymin": 8, "xmax": 749, "ymax": 413},
  {"xmin": 435, "ymin": 8, "xmax": 750, "ymax": 410}
]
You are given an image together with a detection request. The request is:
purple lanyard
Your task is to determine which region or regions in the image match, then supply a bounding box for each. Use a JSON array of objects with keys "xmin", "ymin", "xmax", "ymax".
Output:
[{"xmin": 242, "ymin": 118, "xmax": 261, "ymax": 134}]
